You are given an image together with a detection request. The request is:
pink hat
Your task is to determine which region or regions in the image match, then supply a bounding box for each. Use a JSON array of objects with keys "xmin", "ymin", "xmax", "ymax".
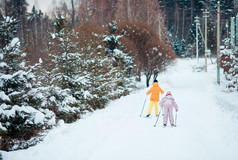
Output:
[{"xmin": 166, "ymin": 91, "xmax": 172, "ymax": 96}]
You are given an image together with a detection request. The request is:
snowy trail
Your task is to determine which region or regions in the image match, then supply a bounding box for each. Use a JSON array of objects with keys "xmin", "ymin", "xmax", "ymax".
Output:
[{"xmin": 3, "ymin": 59, "xmax": 238, "ymax": 160}]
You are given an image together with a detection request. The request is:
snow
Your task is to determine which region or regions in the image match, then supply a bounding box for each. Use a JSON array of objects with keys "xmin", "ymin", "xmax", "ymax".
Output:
[
  {"xmin": 103, "ymin": 36, "xmax": 112, "ymax": 42},
  {"xmin": 2, "ymin": 58, "xmax": 238, "ymax": 160},
  {"xmin": 0, "ymin": 62, "xmax": 7, "ymax": 68},
  {"xmin": 0, "ymin": 104, "xmax": 50, "ymax": 125},
  {"xmin": 32, "ymin": 111, "xmax": 45, "ymax": 124},
  {"xmin": 0, "ymin": 53, "xmax": 3, "ymax": 60},
  {"xmin": 83, "ymin": 91, "xmax": 91, "ymax": 99},
  {"xmin": 0, "ymin": 70, "xmax": 24, "ymax": 80},
  {"xmin": 39, "ymin": 58, "xmax": 43, "ymax": 64},
  {"xmin": 51, "ymin": 33, "xmax": 56, "ymax": 39},
  {"xmin": 10, "ymin": 38, "xmax": 20, "ymax": 47},
  {"xmin": 0, "ymin": 91, "xmax": 10, "ymax": 102},
  {"xmin": 0, "ymin": 122, "xmax": 6, "ymax": 131}
]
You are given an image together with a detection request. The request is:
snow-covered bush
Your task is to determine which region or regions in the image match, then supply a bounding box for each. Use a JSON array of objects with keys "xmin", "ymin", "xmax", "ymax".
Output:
[{"xmin": 46, "ymin": 87, "xmax": 82, "ymax": 123}]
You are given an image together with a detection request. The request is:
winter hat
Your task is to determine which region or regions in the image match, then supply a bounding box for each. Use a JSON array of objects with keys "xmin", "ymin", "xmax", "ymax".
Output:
[
  {"xmin": 154, "ymin": 79, "xmax": 158, "ymax": 83},
  {"xmin": 166, "ymin": 91, "xmax": 172, "ymax": 96}
]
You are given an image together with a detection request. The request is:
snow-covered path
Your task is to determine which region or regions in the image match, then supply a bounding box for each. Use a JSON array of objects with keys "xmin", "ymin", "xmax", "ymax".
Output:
[{"xmin": 3, "ymin": 59, "xmax": 238, "ymax": 160}]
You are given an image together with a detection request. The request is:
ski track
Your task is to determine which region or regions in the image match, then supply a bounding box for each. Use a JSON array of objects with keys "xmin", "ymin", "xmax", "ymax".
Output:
[{"xmin": 2, "ymin": 59, "xmax": 238, "ymax": 160}]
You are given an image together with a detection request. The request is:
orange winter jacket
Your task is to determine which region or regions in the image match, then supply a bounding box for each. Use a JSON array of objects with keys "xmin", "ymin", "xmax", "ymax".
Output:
[{"xmin": 146, "ymin": 82, "xmax": 164, "ymax": 102}]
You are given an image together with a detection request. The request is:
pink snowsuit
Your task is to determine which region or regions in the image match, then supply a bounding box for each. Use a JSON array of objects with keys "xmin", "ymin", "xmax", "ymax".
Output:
[{"xmin": 159, "ymin": 94, "xmax": 178, "ymax": 125}]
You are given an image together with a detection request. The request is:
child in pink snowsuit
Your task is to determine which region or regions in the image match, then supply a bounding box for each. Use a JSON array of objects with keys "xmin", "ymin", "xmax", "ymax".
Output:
[{"xmin": 159, "ymin": 91, "xmax": 178, "ymax": 127}]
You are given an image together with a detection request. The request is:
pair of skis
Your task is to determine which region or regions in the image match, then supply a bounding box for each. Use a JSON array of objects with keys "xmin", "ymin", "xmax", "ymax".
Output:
[{"xmin": 154, "ymin": 109, "xmax": 177, "ymax": 127}]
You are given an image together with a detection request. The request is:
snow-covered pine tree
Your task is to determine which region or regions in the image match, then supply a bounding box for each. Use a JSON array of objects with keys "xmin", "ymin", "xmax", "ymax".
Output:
[
  {"xmin": 112, "ymin": 48, "xmax": 134, "ymax": 97},
  {"xmin": 104, "ymin": 21, "xmax": 119, "ymax": 56},
  {"xmin": 46, "ymin": 14, "xmax": 85, "ymax": 123},
  {"xmin": 180, "ymin": 38, "xmax": 186, "ymax": 56},
  {"xmin": 0, "ymin": 16, "xmax": 55, "ymax": 151},
  {"xmin": 0, "ymin": 16, "xmax": 18, "ymax": 49},
  {"xmin": 82, "ymin": 33, "xmax": 117, "ymax": 109},
  {"xmin": 173, "ymin": 35, "xmax": 180, "ymax": 55},
  {"xmin": 172, "ymin": 35, "xmax": 186, "ymax": 56},
  {"xmin": 103, "ymin": 21, "xmax": 134, "ymax": 97}
]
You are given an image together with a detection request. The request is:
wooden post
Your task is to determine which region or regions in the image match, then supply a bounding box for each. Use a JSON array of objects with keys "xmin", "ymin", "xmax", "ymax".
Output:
[
  {"xmin": 204, "ymin": 9, "xmax": 209, "ymax": 72},
  {"xmin": 195, "ymin": 16, "xmax": 200, "ymax": 64}
]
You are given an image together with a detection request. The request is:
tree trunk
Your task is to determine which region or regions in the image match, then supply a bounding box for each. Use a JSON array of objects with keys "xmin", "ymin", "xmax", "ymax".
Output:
[
  {"xmin": 191, "ymin": 0, "xmax": 194, "ymax": 24},
  {"xmin": 4, "ymin": 0, "xmax": 8, "ymax": 16},
  {"xmin": 146, "ymin": 73, "xmax": 151, "ymax": 87},
  {"xmin": 25, "ymin": 2, "xmax": 29, "ymax": 57},
  {"xmin": 127, "ymin": 0, "xmax": 131, "ymax": 20},
  {"xmin": 5, "ymin": 0, "xmax": 8, "ymax": 46},
  {"xmin": 146, "ymin": 77, "xmax": 150, "ymax": 87},
  {"xmin": 71, "ymin": 0, "xmax": 75, "ymax": 27},
  {"xmin": 175, "ymin": 2, "xmax": 179, "ymax": 35},
  {"xmin": 136, "ymin": 71, "xmax": 141, "ymax": 82},
  {"xmin": 34, "ymin": 17, "xmax": 37, "ymax": 53},
  {"xmin": 153, "ymin": 74, "xmax": 158, "ymax": 81},
  {"xmin": 146, "ymin": 1, "xmax": 149, "ymax": 25},
  {"xmin": 182, "ymin": 6, "xmax": 185, "ymax": 39}
]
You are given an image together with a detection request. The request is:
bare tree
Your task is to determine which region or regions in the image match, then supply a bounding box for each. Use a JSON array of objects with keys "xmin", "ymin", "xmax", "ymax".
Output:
[
  {"xmin": 115, "ymin": 0, "xmax": 171, "ymax": 45},
  {"xmin": 118, "ymin": 21, "xmax": 176, "ymax": 87}
]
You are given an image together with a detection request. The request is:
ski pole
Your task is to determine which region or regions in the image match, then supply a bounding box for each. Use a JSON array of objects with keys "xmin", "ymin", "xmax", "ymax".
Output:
[
  {"xmin": 174, "ymin": 111, "xmax": 177, "ymax": 127},
  {"xmin": 161, "ymin": 95, "xmax": 164, "ymax": 116},
  {"xmin": 162, "ymin": 105, "xmax": 164, "ymax": 116},
  {"xmin": 154, "ymin": 107, "xmax": 162, "ymax": 127},
  {"xmin": 139, "ymin": 95, "xmax": 147, "ymax": 117}
]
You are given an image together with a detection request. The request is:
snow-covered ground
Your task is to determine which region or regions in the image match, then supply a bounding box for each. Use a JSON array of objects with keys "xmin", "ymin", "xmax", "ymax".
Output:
[{"xmin": 2, "ymin": 58, "xmax": 238, "ymax": 160}]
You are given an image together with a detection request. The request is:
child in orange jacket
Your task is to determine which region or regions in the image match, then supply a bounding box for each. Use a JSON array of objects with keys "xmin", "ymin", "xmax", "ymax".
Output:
[{"xmin": 146, "ymin": 80, "xmax": 164, "ymax": 117}]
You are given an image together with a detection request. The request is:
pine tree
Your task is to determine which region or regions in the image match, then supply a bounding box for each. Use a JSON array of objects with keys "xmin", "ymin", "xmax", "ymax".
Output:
[
  {"xmin": 0, "ymin": 16, "xmax": 18, "ymax": 48},
  {"xmin": 103, "ymin": 21, "xmax": 134, "ymax": 96},
  {"xmin": 103, "ymin": 21, "xmax": 119, "ymax": 56},
  {"xmin": 173, "ymin": 35, "xmax": 180, "ymax": 55},
  {"xmin": 6, "ymin": 0, "xmax": 27, "ymax": 45},
  {"xmin": 180, "ymin": 38, "xmax": 186, "ymax": 56},
  {"xmin": 0, "ymin": 16, "xmax": 55, "ymax": 151},
  {"xmin": 82, "ymin": 33, "xmax": 116, "ymax": 109},
  {"xmin": 46, "ymin": 14, "xmax": 85, "ymax": 123},
  {"xmin": 52, "ymin": 12, "xmax": 67, "ymax": 33}
]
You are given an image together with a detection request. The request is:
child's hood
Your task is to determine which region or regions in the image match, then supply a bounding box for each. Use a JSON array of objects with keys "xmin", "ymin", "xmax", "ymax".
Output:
[{"xmin": 153, "ymin": 82, "xmax": 159, "ymax": 87}]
